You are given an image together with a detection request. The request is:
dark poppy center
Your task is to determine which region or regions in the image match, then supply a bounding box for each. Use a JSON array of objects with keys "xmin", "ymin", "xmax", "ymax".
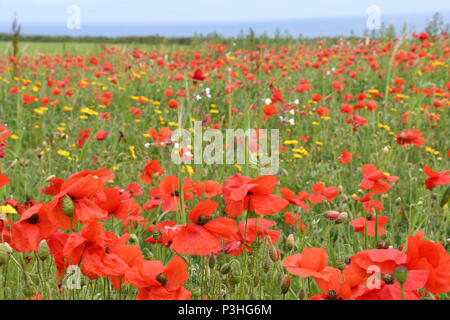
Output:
[
  {"xmin": 170, "ymin": 190, "xmax": 180, "ymax": 197},
  {"xmin": 105, "ymin": 247, "xmax": 110, "ymax": 254},
  {"xmin": 156, "ymin": 273, "xmax": 167, "ymax": 285},
  {"xmin": 27, "ymin": 214, "xmax": 39, "ymax": 225},
  {"xmin": 196, "ymin": 215, "xmax": 210, "ymax": 226},
  {"xmin": 327, "ymin": 290, "xmax": 337, "ymax": 300},
  {"xmin": 383, "ymin": 273, "xmax": 394, "ymax": 284}
]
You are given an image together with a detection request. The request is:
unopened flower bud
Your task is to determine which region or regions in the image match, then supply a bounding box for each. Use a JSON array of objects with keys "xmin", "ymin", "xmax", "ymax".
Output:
[
  {"xmin": 280, "ymin": 275, "xmax": 291, "ymax": 294},
  {"xmin": 37, "ymin": 239, "xmax": 50, "ymax": 261},
  {"xmin": 286, "ymin": 234, "xmax": 295, "ymax": 250},
  {"xmin": 394, "ymin": 266, "xmax": 408, "ymax": 285},
  {"xmin": 220, "ymin": 263, "xmax": 232, "ymax": 275},
  {"xmin": 208, "ymin": 254, "xmax": 216, "ymax": 269},
  {"xmin": 335, "ymin": 211, "xmax": 348, "ymax": 224},
  {"xmin": 298, "ymin": 289, "xmax": 305, "ymax": 300},
  {"xmin": 61, "ymin": 195, "xmax": 74, "ymax": 216},
  {"xmin": 0, "ymin": 243, "xmax": 10, "ymax": 265},
  {"xmin": 231, "ymin": 273, "xmax": 241, "ymax": 284},
  {"xmin": 263, "ymin": 260, "xmax": 272, "ymax": 273},
  {"xmin": 269, "ymin": 246, "xmax": 279, "ymax": 262}
]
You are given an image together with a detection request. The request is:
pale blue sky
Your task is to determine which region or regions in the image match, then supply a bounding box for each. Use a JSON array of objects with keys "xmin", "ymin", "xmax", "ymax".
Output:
[{"xmin": 0, "ymin": 0, "xmax": 449, "ymax": 23}]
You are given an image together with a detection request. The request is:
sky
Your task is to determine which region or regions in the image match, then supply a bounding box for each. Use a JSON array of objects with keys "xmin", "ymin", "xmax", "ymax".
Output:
[{"xmin": 0, "ymin": 0, "xmax": 449, "ymax": 24}]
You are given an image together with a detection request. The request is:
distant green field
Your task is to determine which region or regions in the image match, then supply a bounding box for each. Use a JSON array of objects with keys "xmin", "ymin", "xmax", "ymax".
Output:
[{"xmin": 0, "ymin": 41, "xmax": 186, "ymax": 55}]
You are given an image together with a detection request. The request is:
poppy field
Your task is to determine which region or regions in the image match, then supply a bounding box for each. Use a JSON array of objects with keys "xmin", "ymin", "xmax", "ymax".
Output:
[{"xmin": 0, "ymin": 30, "xmax": 449, "ymax": 301}]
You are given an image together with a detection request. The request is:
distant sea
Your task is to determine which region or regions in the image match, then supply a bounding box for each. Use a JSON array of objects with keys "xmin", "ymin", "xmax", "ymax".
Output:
[{"xmin": 0, "ymin": 12, "xmax": 448, "ymax": 38}]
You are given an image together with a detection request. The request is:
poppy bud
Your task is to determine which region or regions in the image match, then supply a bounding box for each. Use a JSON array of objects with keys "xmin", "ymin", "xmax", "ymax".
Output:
[
  {"xmin": 335, "ymin": 211, "xmax": 348, "ymax": 224},
  {"xmin": 286, "ymin": 234, "xmax": 295, "ymax": 250},
  {"xmin": 231, "ymin": 273, "xmax": 240, "ymax": 284},
  {"xmin": 0, "ymin": 243, "xmax": 10, "ymax": 266},
  {"xmin": 269, "ymin": 246, "xmax": 279, "ymax": 262},
  {"xmin": 208, "ymin": 254, "xmax": 216, "ymax": 269},
  {"xmin": 298, "ymin": 289, "xmax": 305, "ymax": 300},
  {"xmin": 61, "ymin": 195, "xmax": 74, "ymax": 216},
  {"xmin": 253, "ymin": 275, "xmax": 259, "ymax": 286},
  {"xmin": 395, "ymin": 197, "xmax": 402, "ymax": 205},
  {"xmin": 127, "ymin": 234, "xmax": 139, "ymax": 246},
  {"xmin": 220, "ymin": 263, "xmax": 232, "ymax": 275},
  {"xmin": 263, "ymin": 260, "xmax": 272, "ymax": 273},
  {"xmin": 280, "ymin": 275, "xmax": 291, "ymax": 294},
  {"xmin": 394, "ymin": 266, "xmax": 408, "ymax": 285},
  {"xmin": 324, "ymin": 210, "xmax": 340, "ymax": 220},
  {"xmin": 37, "ymin": 239, "xmax": 50, "ymax": 261}
]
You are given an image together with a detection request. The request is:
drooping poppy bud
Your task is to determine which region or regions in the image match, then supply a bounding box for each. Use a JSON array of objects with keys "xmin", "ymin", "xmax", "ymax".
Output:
[
  {"xmin": 127, "ymin": 234, "xmax": 139, "ymax": 246},
  {"xmin": 61, "ymin": 195, "xmax": 74, "ymax": 216},
  {"xmin": 220, "ymin": 263, "xmax": 232, "ymax": 275}
]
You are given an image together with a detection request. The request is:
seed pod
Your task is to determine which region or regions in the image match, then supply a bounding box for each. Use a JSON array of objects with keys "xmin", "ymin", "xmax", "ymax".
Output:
[
  {"xmin": 61, "ymin": 195, "xmax": 74, "ymax": 216},
  {"xmin": 394, "ymin": 266, "xmax": 408, "ymax": 284},
  {"xmin": 208, "ymin": 254, "xmax": 216, "ymax": 269},
  {"xmin": 220, "ymin": 263, "xmax": 232, "ymax": 275},
  {"xmin": 336, "ymin": 259, "xmax": 346, "ymax": 271},
  {"xmin": 269, "ymin": 246, "xmax": 279, "ymax": 262},
  {"xmin": 286, "ymin": 234, "xmax": 295, "ymax": 250},
  {"xmin": 280, "ymin": 275, "xmax": 291, "ymax": 294},
  {"xmin": 37, "ymin": 239, "xmax": 50, "ymax": 261},
  {"xmin": 263, "ymin": 260, "xmax": 272, "ymax": 273}
]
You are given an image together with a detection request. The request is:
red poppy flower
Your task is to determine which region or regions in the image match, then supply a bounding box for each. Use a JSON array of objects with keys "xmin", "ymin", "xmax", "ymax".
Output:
[
  {"xmin": 282, "ymin": 247, "xmax": 329, "ymax": 279},
  {"xmin": 191, "ymin": 180, "xmax": 222, "ymax": 198},
  {"xmin": 11, "ymin": 203, "xmax": 57, "ymax": 252},
  {"xmin": 223, "ymin": 174, "xmax": 288, "ymax": 217},
  {"xmin": 339, "ymin": 150, "xmax": 352, "ymax": 163},
  {"xmin": 63, "ymin": 221, "xmax": 131, "ymax": 280},
  {"xmin": 353, "ymin": 192, "xmax": 384, "ymax": 214},
  {"xmin": 263, "ymin": 105, "xmax": 279, "ymax": 120},
  {"xmin": 309, "ymin": 267, "xmax": 353, "ymax": 300},
  {"xmin": 77, "ymin": 129, "xmax": 91, "ymax": 149},
  {"xmin": 360, "ymin": 164, "xmax": 398, "ymax": 194},
  {"xmin": 95, "ymin": 130, "xmax": 109, "ymax": 141},
  {"xmin": 284, "ymin": 211, "xmax": 307, "ymax": 230},
  {"xmin": 349, "ymin": 215, "xmax": 389, "ymax": 236},
  {"xmin": 170, "ymin": 200, "xmax": 238, "ymax": 255},
  {"xmin": 396, "ymin": 129, "xmax": 425, "ymax": 146},
  {"xmin": 280, "ymin": 188, "xmax": 310, "ymax": 211},
  {"xmin": 424, "ymin": 165, "xmax": 450, "ymax": 190},
  {"xmin": 148, "ymin": 127, "xmax": 173, "ymax": 146},
  {"xmin": 308, "ymin": 183, "xmax": 339, "ymax": 204},
  {"xmin": 140, "ymin": 160, "xmax": 164, "ymax": 185},
  {"xmin": 402, "ymin": 231, "xmax": 450, "ymax": 295},
  {"xmin": 125, "ymin": 255, "xmax": 191, "ymax": 300},
  {"xmin": 48, "ymin": 170, "xmax": 113, "ymax": 229},
  {"xmin": 0, "ymin": 170, "xmax": 10, "ymax": 188},
  {"xmin": 191, "ymin": 69, "xmax": 206, "ymax": 82}
]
